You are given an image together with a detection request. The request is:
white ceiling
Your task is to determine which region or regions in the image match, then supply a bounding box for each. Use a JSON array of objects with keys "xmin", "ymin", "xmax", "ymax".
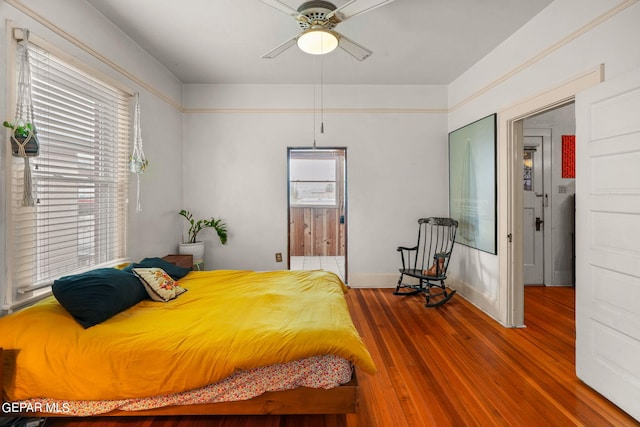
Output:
[{"xmin": 86, "ymin": 0, "xmax": 553, "ymax": 85}]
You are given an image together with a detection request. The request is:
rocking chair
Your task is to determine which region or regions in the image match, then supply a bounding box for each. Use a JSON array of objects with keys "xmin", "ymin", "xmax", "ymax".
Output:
[{"xmin": 394, "ymin": 217, "xmax": 458, "ymax": 307}]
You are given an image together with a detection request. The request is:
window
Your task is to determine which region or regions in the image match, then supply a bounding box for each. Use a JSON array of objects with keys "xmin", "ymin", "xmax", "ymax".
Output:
[
  {"xmin": 289, "ymin": 157, "xmax": 338, "ymax": 207},
  {"xmin": 523, "ymin": 149, "xmax": 534, "ymax": 191},
  {"xmin": 7, "ymin": 37, "xmax": 130, "ymax": 309}
]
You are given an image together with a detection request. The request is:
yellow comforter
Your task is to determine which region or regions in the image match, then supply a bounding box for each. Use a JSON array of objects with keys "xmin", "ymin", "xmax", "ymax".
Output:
[{"xmin": 0, "ymin": 269, "xmax": 375, "ymax": 401}]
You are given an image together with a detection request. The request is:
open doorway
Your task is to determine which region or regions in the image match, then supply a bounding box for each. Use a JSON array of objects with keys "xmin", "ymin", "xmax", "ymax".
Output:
[
  {"xmin": 287, "ymin": 148, "xmax": 347, "ymax": 282},
  {"xmin": 521, "ymin": 105, "xmax": 576, "ymax": 288}
]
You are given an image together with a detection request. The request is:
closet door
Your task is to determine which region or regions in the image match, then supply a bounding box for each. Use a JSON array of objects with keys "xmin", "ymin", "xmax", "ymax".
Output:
[{"xmin": 575, "ymin": 67, "xmax": 640, "ymax": 422}]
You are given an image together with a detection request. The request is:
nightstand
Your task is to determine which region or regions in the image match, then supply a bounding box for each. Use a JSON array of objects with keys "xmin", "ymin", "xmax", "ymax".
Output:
[{"xmin": 162, "ymin": 254, "xmax": 193, "ymax": 269}]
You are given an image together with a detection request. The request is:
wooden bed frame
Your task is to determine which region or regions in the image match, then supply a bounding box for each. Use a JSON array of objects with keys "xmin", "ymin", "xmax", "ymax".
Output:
[{"xmin": 0, "ymin": 348, "xmax": 359, "ymax": 417}]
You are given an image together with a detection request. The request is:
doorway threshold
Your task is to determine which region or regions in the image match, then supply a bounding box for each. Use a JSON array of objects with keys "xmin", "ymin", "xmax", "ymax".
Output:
[{"xmin": 290, "ymin": 256, "xmax": 345, "ymax": 283}]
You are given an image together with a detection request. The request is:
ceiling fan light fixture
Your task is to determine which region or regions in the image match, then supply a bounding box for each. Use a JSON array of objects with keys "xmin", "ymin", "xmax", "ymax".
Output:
[{"xmin": 297, "ymin": 28, "xmax": 339, "ymax": 55}]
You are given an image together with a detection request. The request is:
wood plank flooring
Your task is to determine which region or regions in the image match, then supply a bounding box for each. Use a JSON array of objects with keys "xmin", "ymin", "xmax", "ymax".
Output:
[{"xmin": 46, "ymin": 287, "xmax": 638, "ymax": 427}]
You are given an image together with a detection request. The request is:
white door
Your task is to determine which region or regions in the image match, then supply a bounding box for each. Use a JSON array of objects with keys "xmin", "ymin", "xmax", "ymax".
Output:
[
  {"xmin": 523, "ymin": 137, "xmax": 544, "ymax": 284},
  {"xmin": 575, "ymin": 68, "xmax": 640, "ymax": 422}
]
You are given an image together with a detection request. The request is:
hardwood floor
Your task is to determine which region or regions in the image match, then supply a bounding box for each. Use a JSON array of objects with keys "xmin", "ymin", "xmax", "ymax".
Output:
[{"xmin": 46, "ymin": 287, "xmax": 638, "ymax": 427}]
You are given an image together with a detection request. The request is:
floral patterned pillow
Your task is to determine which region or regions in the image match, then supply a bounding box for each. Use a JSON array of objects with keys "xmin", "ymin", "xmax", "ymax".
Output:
[{"xmin": 132, "ymin": 267, "xmax": 187, "ymax": 302}]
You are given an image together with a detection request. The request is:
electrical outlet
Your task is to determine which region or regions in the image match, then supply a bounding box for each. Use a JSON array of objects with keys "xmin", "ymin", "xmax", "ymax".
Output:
[{"xmin": 275, "ymin": 252, "xmax": 283, "ymax": 262}]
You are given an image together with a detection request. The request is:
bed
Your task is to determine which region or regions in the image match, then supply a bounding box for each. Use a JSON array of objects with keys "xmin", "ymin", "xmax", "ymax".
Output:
[{"xmin": 0, "ymin": 262, "xmax": 375, "ymax": 417}]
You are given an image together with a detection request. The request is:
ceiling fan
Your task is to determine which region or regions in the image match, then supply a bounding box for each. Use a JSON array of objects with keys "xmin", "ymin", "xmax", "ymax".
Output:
[{"xmin": 259, "ymin": 0, "xmax": 395, "ymax": 61}]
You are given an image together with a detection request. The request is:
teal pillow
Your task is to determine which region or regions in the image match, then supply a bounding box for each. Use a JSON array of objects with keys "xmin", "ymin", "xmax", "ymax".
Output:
[
  {"xmin": 52, "ymin": 268, "xmax": 148, "ymax": 328},
  {"xmin": 123, "ymin": 257, "xmax": 191, "ymax": 280}
]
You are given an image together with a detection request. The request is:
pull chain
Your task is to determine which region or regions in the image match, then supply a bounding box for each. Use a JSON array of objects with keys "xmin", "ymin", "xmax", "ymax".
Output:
[{"xmin": 320, "ymin": 53, "xmax": 325, "ymax": 134}]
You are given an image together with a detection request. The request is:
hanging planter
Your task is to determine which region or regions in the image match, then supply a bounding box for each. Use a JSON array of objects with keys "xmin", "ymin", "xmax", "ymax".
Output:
[
  {"xmin": 130, "ymin": 92, "xmax": 148, "ymax": 212},
  {"xmin": 4, "ymin": 29, "xmax": 39, "ymax": 207},
  {"xmin": 4, "ymin": 119, "xmax": 39, "ymax": 157}
]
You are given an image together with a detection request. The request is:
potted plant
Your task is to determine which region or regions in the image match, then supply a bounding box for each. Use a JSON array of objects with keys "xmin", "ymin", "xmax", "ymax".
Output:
[
  {"xmin": 4, "ymin": 119, "xmax": 39, "ymax": 156},
  {"xmin": 178, "ymin": 210, "xmax": 228, "ymax": 264}
]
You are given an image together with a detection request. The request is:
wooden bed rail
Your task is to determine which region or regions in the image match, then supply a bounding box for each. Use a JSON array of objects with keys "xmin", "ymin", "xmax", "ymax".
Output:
[{"xmin": 1, "ymin": 347, "xmax": 359, "ymax": 417}]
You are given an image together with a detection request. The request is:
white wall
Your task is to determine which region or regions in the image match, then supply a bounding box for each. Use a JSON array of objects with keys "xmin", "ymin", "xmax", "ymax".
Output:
[
  {"xmin": 0, "ymin": 0, "xmax": 184, "ymax": 308},
  {"xmin": 447, "ymin": 0, "xmax": 640, "ymax": 322},
  {"xmin": 182, "ymin": 84, "xmax": 449, "ymax": 286}
]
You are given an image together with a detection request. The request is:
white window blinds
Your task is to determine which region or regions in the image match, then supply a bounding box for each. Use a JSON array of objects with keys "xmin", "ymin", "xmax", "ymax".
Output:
[{"xmin": 8, "ymin": 40, "xmax": 130, "ymax": 308}]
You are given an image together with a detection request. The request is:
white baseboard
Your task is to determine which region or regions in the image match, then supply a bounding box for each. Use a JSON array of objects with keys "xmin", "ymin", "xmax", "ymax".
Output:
[
  {"xmin": 447, "ymin": 274, "xmax": 503, "ymax": 326},
  {"xmin": 552, "ymin": 270, "xmax": 574, "ymax": 286},
  {"xmin": 347, "ymin": 272, "xmax": 398, "ymax": 288}
]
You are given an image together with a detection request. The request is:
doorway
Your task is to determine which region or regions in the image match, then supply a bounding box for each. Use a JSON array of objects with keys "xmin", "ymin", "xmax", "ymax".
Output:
[
  {"xmin": 521, "ymin": 105, "xmax": 576, "ymax": 289},
  {"xmin": 287, "ymin": 148, "xmax": 347, "ymax": 282}
]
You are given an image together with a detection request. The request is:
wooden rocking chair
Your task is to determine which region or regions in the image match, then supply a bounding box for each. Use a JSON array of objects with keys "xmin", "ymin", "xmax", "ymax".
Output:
[{"xmin": 394, "ymin": 217, "xmax": 458, "ymax": 307}]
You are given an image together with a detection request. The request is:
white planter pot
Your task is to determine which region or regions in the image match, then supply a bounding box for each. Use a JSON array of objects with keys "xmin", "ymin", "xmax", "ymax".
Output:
[{"xmin": 178, "ymin": 241, "xmax": 205, "ymax": 263}]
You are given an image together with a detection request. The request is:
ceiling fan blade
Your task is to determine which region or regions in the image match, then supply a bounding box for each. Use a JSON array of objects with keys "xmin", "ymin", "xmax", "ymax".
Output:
[
  {"xmin": 257, "ymin": 0, "xmax": 309, "ymax": 22},
  {"xmin": 337, "ymin": 33, "xmax": 373, "ymax": 61},
  {"xmin": 326, "ymin": 0, "xmax": 395, "ymax": 22},
  {"xmin": 262, "ymin": 35, "xmax": 299, "ymax": 59}
]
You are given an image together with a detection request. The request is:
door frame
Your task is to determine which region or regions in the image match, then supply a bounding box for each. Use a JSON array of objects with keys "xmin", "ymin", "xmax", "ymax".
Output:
[
  {"xmin": 499, "ymin": 66, "xmax": 603, "ymax": 327},
  {"xmin": 287, "ymin": 147, "xmax": 348, "ymax": 281}
]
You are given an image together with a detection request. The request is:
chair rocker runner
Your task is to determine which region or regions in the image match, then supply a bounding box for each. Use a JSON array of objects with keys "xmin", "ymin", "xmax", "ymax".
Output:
[{"xmin": 394, "ymin": 217, "xmax": 458, "ymax": 307}]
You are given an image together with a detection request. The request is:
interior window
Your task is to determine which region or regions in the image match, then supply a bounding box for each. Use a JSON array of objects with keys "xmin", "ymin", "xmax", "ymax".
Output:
[
  {"xmin": 290, "ymin": 158, "xmax": 337, "ymax": 207},
  {"xmin": 523, "ymin": 149, "xmax": 534, "ymax": 191}
]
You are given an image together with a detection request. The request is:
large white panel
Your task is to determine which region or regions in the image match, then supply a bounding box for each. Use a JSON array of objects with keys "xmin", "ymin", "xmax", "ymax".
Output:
[
  {"xmin": 587, "ymin": 132, "xmax": 640, "ymax": 158},
  {"xmin": 523, "ymin": 207, "xmax": 536, "ymax": 265},
  {"xmin": 591, "ymin": 211, "xmax": 640, "ymax": 255},
  {"xmin": 591, "ymin": 150, "xmax": 640, "ymax": 194},
  {"xmin": 577, "ymin": 317, "xmax": 640, "ymax": 421},
  {"xmin": 590, "ymin": 88, "xmax": 640, "ymax": 140},
  {"xmin": 592, "ymin": 266, "xmax": 640, "ymax": 317},
  {"xmin": 592, "ymin": 321, "xmax": 640, "ymax": 381}
]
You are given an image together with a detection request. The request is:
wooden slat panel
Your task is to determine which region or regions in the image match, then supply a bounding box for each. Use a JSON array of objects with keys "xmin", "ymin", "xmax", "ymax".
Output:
[
  {"xmin": 289, "ymin": 207, "xmax": 345, "ymax": 256},
  {"xmin": 289, "ymin": 208, "xmax": 306, "ymax": 256},
  {"xmin": 303, "ymin": 208, "xmax": 313, "ymax": 256},
  {"xmin": 313, "ymin": 209, "xmax": 324, "ymax": 256},
  {"xmin": 329, "ymin": 208, "xmax": 339, "ymax": 256}
]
